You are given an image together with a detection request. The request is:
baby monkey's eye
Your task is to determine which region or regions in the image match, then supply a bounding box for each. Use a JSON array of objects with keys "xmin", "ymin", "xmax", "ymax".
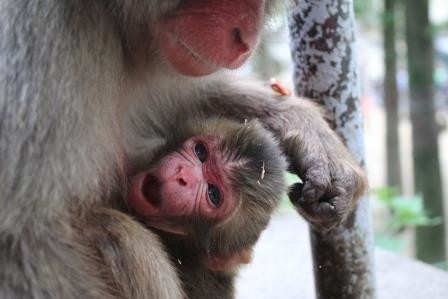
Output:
[
  {"xmin": 207, "ymin": 184, "xmax": 222, "ymax": 208},
  {"xmin": 194, "ymin": 142, "xmax": 207, "ymax": 162}
]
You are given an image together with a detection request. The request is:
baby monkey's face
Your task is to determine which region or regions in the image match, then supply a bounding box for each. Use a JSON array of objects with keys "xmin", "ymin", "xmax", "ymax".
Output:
[
  {"xmin": 127, "ymin": 134, "xmax": 238, "ymax": 235},
  {"xmin": 127, "ymin": 120, "xmax": 287, "ymax": 272}
]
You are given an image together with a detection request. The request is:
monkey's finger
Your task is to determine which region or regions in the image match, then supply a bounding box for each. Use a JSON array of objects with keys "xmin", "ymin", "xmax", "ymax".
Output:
[
  {"xmin": 313, "ymin": 184, "xmax": 347, "ymax": 218},
  {"xmin": 312, "ymin": 188, "xmax": 355, "ymax": 230},
  {"xmin": 269, "ymin": 78, "xmax": 291, "ymax": 97},
  {"xmin": 301, "ymin": 178, "xmax": 328, "ymax": 202},
  {"xmin": 291, "ymin": 184, "xmax": 348, "ymax": 231},
  {"xmin": 290, "ymin": 168, "xmax": 329, "ymax": 202},
  {"xmin": 288, "ymin": 175, "xmax": 328, "ymax": 204},
  {"xmin": 293, "ymin": 198, "xmax": 338, "ymax": 230},
  {"xmin": 297, "ymin": 202, "xmax": 340, "ymax": 231},
  {"xmin": 303, "ymin": 199, "xmax": 338, "ymax": 221}
]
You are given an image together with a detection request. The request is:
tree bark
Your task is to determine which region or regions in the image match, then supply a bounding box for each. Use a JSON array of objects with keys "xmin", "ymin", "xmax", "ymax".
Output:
[
  {"xmin": 383, "ymin": 0, "xmax": 402, "ymax": 190},
  {"xmin": 405, "ymin": 0, "xmax": 446, "ymax": 264},
  {"xmin": 288, "ymin": 1, "xmax": 376, "ymax": 298}
]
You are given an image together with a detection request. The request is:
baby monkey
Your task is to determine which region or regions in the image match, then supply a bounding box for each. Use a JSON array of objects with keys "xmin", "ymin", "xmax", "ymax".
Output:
[{"xmin": 125, "ymin": 117, "xmax": 288, "ymax": 298}]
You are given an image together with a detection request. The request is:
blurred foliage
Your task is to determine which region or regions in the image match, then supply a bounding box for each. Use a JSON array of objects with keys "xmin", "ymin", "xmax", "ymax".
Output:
[
  {"xmin": 371, "ymin": 187, "xmax": 446, "ymax": 269},
  {"xmin": 436, "ymin": 21, "xmax": 448, "ymax": 31},
  {"xmin": 354, "ymin": 0, "xmax": 374, "ymax": 16},
  {"xmin": 354, "ymin": 0, "xmax": 380, "ymax": 26},
  {"xmin": 373, "ymin": 187, "xmax": 442, "ymax": 228}
]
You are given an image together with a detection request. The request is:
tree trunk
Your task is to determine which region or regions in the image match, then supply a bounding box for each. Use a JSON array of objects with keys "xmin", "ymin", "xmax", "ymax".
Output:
[
  {"xmin": 405, "ymin": 0, "xmax": 446, "ymax": 264},
  {"xmin": 288, "ymin": 1, "xmax": 376, "ymax": 298},
  {"xmin": 384, "ymin": 0, "xmax": 402, "ymax": 190}
]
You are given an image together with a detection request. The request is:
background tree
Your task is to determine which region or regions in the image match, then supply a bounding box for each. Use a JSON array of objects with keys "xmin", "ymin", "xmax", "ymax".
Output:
[
  {"xmin": 404, "ymin": 0, "xmax": 446, "ymax": 264},
  {"xmin": 384, "ymin": 0, "xmax": 402, "ymax": 191}
]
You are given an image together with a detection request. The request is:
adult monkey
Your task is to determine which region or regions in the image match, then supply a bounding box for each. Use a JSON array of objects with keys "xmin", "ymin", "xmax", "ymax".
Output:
[{"xmin": 0, "ymin": 0, "xmax": 366, "ymax": 298}]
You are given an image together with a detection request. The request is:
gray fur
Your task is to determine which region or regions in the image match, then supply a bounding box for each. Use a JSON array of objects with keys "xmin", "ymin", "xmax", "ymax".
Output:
[
  {"xmin": 0, "ymin": 0, "xmax": 365, "ymax": 298},
  {"xmin": 0, "ymin": 1, "xmax": 180, "ymax": 297}
]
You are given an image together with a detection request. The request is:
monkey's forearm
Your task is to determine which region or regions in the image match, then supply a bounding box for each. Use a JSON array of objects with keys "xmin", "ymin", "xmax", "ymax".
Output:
[
  {"xmin": 197, "ymin": 76, "xmax": 367, "ymax": 230},
  {"xmin": 200, "ymin": 77, "xmax": 337, "ymax": 175}
]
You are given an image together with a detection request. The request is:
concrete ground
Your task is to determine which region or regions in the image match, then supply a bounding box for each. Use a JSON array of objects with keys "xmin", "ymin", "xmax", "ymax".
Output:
[{"xmin": 235, "ymin": 211, "xmax": 448, "ymax": 299}]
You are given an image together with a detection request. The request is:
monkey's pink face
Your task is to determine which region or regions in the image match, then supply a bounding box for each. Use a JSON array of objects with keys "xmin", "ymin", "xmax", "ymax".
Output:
[
  {"xmin": 127, "ymin": 136, "xmax": 236, "ymax": 234},
  {"xmin": 156, "ymin": 0, "xmax": 265, "ymax": 76}
]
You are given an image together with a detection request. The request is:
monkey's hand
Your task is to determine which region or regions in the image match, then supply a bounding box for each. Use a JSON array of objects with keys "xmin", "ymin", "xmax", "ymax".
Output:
[{"xmin": 269, "ymin": 99, "xmax": 367, "ymax": 231}]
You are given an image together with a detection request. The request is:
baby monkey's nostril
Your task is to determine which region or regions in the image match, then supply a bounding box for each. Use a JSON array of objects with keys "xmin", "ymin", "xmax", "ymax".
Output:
[{"xmin": 177, "ymin": 178, "xmax": 187, "ymax": 186}]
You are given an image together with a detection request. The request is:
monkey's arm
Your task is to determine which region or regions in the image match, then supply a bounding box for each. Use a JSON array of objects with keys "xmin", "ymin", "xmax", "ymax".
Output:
[{"xmin": 197, "ymin": 76, "xmax": 367, "ymax": 231}]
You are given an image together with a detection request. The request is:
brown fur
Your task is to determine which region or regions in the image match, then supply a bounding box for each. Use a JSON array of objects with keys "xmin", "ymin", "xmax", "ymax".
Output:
[
  {"xmin": 0, "ymin": 0, "xmax": 366, "ymax": 298},
  {"xmin": 124, "ymin": 116, "xmax": 287, "ymax": 298},
  {"xmin": 75, "ymin": 208, "xmax": 184, "ymax": 299}
]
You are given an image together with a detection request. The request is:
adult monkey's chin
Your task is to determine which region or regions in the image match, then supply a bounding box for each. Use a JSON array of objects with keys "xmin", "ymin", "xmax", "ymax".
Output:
[
  {"xmin": 156, "ymin": 29, "xmax": 253, "ymax": 77},
  {"xmin": 157, "ymin": 30, "xmax": 216, "ymax": 76}
]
